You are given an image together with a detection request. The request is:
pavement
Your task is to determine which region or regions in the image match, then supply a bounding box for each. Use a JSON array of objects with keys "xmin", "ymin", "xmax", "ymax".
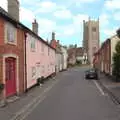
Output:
[
  {"xmin": 98, "ymin": 72, "xmax": 120, "ymax": 104},
  {"xmin": 0, "ymin": 73, "xmax": 62, "ymax": 120},
  {"xmin": 1, "ymin": 67, "xmax": 120, "ymax": 120}
]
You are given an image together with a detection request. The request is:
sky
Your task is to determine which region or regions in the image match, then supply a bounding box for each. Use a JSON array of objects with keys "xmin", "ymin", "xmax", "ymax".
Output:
[{"xmin": 0, "ymin": 0, "xmax": 120, "ymax": 47}]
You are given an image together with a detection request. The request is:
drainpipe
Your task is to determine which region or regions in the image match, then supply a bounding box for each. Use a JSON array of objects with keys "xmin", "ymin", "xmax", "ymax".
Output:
[{"xmin": 24, "ymin": 32, "xmax": 27, "ymax": 92}]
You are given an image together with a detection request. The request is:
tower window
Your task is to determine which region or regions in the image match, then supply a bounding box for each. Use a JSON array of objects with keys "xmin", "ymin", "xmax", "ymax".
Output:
[{"xmin": 92, "ymin": 27, "xmax": 96, "ymax": 32}]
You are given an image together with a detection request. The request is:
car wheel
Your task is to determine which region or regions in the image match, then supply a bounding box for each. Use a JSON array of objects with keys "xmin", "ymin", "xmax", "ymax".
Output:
[{"xmin": 95, "ymin": 76, "xmax": 98, "ymax": 80}]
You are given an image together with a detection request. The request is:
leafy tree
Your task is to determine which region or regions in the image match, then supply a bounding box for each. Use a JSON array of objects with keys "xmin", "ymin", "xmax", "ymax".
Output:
[
  {"xmin": 68, "ymin": 44, "xmax": 77, "ymax": 49},
  {"xmin": 69, "ymin": 44, "xmax": 74, "ymax": 48},
  {"xmin": 112, "ymin": 41, "xmax": 120, "ymax": 82},
  {"xmin": 116, "ymin": 28, "xmax": 120, "ymax": 38}
]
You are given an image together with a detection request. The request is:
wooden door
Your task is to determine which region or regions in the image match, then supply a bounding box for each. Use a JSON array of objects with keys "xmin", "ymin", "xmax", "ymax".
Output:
[{"xmin": 5, "ymin": 57, "xmax": 16, "ymax": 97}]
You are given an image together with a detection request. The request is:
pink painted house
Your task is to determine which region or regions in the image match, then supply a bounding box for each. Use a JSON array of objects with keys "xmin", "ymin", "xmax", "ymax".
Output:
[{"xmin": 26, "ymin": 22, "xmax": 56, "ymax": 89}]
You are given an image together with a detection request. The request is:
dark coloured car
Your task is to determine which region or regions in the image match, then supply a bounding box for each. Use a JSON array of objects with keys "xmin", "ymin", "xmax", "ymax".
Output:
[{"xmin": 85, "ymin": 68, "xmax": 98, "ymax": 80}]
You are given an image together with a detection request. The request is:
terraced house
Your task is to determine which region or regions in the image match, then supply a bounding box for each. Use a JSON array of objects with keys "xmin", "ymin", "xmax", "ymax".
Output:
[
  {"xmin": 26, "ymin": 20, "xmax": 56, "ymax": 89},
  {"xmin": 0, "ymin": 0, "xmax": 56, "ymax": 103},
  {"xmin": 0, "ymin": 0, "xmax": 25, "ymax": 101},
  {"xmin": 93, "ymin": 33, "xmax": 120, "ymax": 76}
]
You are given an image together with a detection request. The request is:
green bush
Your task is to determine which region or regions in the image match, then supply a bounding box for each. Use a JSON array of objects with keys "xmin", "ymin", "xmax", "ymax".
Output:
[{"xmin": 112, "ymin": 41, "xmax": 120, "ymax": 82}]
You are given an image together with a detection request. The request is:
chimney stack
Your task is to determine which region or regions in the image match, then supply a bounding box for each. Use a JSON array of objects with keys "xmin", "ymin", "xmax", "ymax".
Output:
[
  {"xmin": 32, "ymin": 19, "xmax": 38, "ymax": 35},
  {"xmin": 8, "ymin": 0, "xmax": 20, "ymax": 21},
  {"xmin": 52, "ymin": 32, "xmax": 55, "ymax": 40}
]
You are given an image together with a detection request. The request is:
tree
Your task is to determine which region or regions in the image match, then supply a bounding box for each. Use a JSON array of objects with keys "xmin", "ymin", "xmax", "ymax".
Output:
[
  {"xmin": 116, "ymin": 28, "xmax": 120, "ymax": 38},
  {"xmin": 112, "ymin": 41, "xmax": 120, "ymax": 82},
  {"xmin": 69, "ymin": 44, "xmax": 74, "ymax": 48}
]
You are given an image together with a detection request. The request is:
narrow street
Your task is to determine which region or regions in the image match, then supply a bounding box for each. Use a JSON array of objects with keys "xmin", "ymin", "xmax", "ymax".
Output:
[{"xmin": 15, "ymin": 67, "xmax": 120, "ymax": 120}]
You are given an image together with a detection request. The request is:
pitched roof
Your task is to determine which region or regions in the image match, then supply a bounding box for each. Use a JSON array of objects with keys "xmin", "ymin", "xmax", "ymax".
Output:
[
  {"xmin": 76, "ymin": 47, "xmax": 84, "ymax": 57},
  {"xmin": 67, "ymin": 47, "xmax": 84, "ymax": 60},
  {"xmin": 0, "ymin": 7, "xmax": 56, "ymax": 51}
]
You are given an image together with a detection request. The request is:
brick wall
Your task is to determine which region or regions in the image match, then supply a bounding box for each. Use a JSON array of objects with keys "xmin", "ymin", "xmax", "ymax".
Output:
[{"xmin": 0, "ymin": 17, "xmax": 25, "ymax": 96}]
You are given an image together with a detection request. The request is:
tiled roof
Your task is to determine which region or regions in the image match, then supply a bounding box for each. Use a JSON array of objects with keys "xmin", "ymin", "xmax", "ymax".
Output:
[
  {"xmin": 68, "ymin": 47, "xmax": 84, "ymax": 59},
  {"xmin": 0, "ymin": 7, "xmax": 56, "ymax": 51},
  {"xmin": 76, "ymin": 47, "xmax": 84, "ymax": 56}
]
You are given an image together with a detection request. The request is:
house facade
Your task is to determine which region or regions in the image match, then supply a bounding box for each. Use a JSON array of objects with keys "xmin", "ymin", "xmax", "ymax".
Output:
[
  {"xmin": 93, "ymin": 35, "xmax": 120, "ymax": 75},
  {"xmin": 26, "ymin": 30, "xmax": 56, "ymax": 89},
  {"xmin": 0, "ymin": 7, "xmax": 25, "ymax": 100},
  {"xmin": 67, "ymin": 47, "xmax": 86, "ymax": 65},
  {"xmin": 50, "ymin": 32, "xmax": 63, "ymax": 73},
  {"xmin": 60, "ymin": 46, "xmax": 68, "ymax": 70},
  {"xmin": 0, "ymin": 0, "xmax": 56, "ymax": 102}
]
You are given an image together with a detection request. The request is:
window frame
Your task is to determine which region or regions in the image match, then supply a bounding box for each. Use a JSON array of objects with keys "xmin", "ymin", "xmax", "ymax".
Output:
[
  {"xmin": 31, "ymin": 67, "xmax": 36, "ymax": 79},
  {"xmin": 30, "ymin": 37, "xmax": 36, "ymax": 52},
  {"xmin": 4, "ymin": 22, "xmax": 17, "ymax": 45}
]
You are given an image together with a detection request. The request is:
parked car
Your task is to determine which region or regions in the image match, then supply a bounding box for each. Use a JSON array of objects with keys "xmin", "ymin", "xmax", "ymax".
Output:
[{"xmin": 85, "ymin": 68, "xmax": 98, "ymax": 80}]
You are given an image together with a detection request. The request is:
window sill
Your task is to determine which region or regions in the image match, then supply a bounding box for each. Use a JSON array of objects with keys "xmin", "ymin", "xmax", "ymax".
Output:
[
  {"xmin": 31, "ymin": 49, "xmax": 36, "ymax": 52},
  {"xmin": 6, "ymin": 42, "xmax": 17, "ymax": 46}
]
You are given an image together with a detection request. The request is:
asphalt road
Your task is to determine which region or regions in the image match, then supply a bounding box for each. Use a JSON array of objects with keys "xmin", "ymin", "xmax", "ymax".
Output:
[{"xmin": 24, "ymin": 67, "xmax": 120, "ymax": 120}]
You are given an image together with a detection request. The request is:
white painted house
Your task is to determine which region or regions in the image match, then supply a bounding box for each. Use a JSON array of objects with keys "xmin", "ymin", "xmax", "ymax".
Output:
[{"xmin": 61, "ymin": 46, "xmax": 68, "ymax": 70}]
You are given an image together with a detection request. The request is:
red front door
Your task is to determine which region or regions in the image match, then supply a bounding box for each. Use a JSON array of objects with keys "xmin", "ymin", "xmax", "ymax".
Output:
[{"xmin": 5, "ymin": 57, "xmax": 16, "ymax": 97}]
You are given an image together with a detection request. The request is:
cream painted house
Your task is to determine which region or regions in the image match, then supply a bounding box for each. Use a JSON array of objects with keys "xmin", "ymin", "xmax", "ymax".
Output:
[{"xmin": 60, "ymin": 46, "xmax": 68, "ymax": 70}]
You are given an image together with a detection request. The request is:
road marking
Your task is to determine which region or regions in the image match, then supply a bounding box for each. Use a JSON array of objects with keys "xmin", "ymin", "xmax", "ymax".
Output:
[
  {"xmin": 93, "ymin": 80, "xmax": 105, "ymax": 96},
  {"xmin": 19, "ymin": 95, "xmax": 46, "ymax": 120},
  {"xmin": 10, "ymin": 78, "xmax": 59, "ymax": 120}
]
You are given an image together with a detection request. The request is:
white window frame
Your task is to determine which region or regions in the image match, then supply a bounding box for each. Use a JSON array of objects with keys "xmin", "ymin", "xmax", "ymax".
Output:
[
  {"xmin": 4, "ymin": 22, "xmax": 17, "ymax": 45},
  {"xmin": 41, "ymin": 43, "xmax": 44, "ymax": 54},
  {"xmin": 31, "ymin": 37, "xmax": 36, "ymax": 52},
  {"xmin": 31, "ymin": 67, "xmax": 36, "ymax": 79}
]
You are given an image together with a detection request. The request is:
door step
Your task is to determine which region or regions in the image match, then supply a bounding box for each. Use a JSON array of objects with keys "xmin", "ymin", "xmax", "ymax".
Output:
[{"xmin": 7, "ymin": 95, "xmax": 20, "ymax": 103}]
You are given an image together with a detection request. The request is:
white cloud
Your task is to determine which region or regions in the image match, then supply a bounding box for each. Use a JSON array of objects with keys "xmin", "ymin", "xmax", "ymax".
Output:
[
  {"xmin": 64, "ymin": 29, "xmax": 75, "ymax": 36},
  {"xmin": 73, "ymin": 14, "xmax": 89, "ymax": 31},
  {"xmin": 75, "ymin": 0, "xmax": 97, "ymax": 2},
  {"xmin": 20, "ymin": 7, "xmax": 35, "ymax": 22},
  {"xmin": 0, "ymin": 0, "xmax": 7, "ymax": 11},
  {"xmin": 38, "ymin": 18, "xmax": 56, "ymax": 34},
  {"xmin": 102, "ymin": 28, "xmax": 116, "ymax": 36},
  {"xmin": 66, "ymin": 0, "xmax": 99, "ymax": 7},
  {"xmin": 54, "ymin": 9, "xmax": 72, "ymax": 19},
  {"xmin": 99, "ymin": 13, "xmax": 109, "ymax": 28},
  {"xmin": 19, "ymin": 0, "xmax": 40, "ymax": 6},
  {"xmin": 56, "ymin": 14, "xmax": 89, "ymax": 37},
  {"xmin": 35, "ymin": 1, "xmax": 57, "ymax": 13},
  {"xmin": 113, "ymin": 12, "xmax": 120, "ymax": 21},
  {"xmin": 73, "ymin": 14, "xmax": 89, "ymax": 25},
  {"xmin": 104, "ymin": 0, "xmax": 120, "ymax": 10}
]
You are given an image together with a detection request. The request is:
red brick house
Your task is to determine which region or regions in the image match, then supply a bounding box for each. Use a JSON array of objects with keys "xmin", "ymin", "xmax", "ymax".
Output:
[
  {"xmin": 93, "ymin": 34, "xmax": 120, "ymax": 76},
  {"xmin": 67, "ymin": 48, "xmax": 76, "ymax": 65},
  {"xmin": 0, "ymin": 7, "xmax": 25, "ymax": 100},
  {"xmin": 67, "ymin": 47, "xmax": 85, "ymax": 65},
  {"xmin": 93, "ymin": 39, "xmax": 111, "ymax": 74}
]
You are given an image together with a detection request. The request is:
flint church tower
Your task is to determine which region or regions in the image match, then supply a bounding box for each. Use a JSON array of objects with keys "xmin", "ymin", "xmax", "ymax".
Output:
[{"xmin": 83, "ymin": 18, "xmax": 100, "ymax": 65}]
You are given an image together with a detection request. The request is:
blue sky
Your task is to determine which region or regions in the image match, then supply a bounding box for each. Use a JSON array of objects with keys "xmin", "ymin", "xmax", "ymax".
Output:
[{"xmin": 0, "ymin": 0, "xmax": 120, "ymax": 47}]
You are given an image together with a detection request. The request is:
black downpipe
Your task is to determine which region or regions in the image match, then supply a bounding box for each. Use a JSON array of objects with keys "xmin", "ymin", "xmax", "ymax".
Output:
[{"xmin": 24, "ymin": 32, "xmax": 27, "ymax": 92}]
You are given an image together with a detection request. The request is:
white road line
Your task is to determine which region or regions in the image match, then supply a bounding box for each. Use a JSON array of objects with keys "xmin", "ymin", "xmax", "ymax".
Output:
[
  {"xmin": 10, "ymin": 79, "xmax": 59, "ymax": 120},
  {"xmin": 93, "ymin": 80, "xmax": 105, "ymax": 96},
  {"xmin": 20, "ymin": 95, "xmax": 46, "ymax": 120}
]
